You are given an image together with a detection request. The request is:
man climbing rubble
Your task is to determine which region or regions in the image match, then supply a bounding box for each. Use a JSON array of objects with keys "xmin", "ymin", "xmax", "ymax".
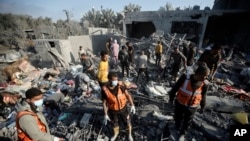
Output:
[
  {"xmin": 168, "ymin": 47, "xmax": 187, "ymax": 82},
  {"xmin": 198, "ymin": 43, "xmax": 222, "ymax": 80},
  {"xmin": 102, "ymin": 72, "xmax": 136, "ymax": 141},
  {"xmin": 168, "ymin": 63, "xmax": 210, "ymax": 139},
  {"xmin": 15, "ymin": 87, "xmax": 64, "ymax": 141}
]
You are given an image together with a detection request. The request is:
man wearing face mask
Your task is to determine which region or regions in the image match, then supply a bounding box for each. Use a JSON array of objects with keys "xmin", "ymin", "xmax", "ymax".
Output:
[
  {"xmin": 15, "ymin": 87, "xmax": 64, "ymax": 141},
  {"xmin": 168, "ymin": 63, "xmax": 210, "ymax": 139},
  {"xmin": 102, "ymin": 72, "xmax": 135, "ymax": 141}
]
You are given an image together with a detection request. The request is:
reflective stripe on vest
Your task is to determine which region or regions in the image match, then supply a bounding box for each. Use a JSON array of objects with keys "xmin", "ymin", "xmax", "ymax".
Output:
[
  {"xmin": 16, "ymin": 111, "xmax": 47, "ymax": 141},
  {"xmin": 177, "ymin": 74, "xmax": 204, "ymax": 107},
  {"xmin": 103, "ymin": 85, "xmax": 127, "ymax": 111}
]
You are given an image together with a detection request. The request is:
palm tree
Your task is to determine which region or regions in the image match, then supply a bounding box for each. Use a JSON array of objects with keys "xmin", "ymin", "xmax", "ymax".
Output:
[
  {"xmin": 83, "ymin": 8, "xmax": 101, "ymax": 27},
  {"xmin": 124, "ymin": 3, "xmax": 141, "ymax": 13},
  {"xmin": 100, "ymin": 8, "xmax": 116, "ymax": 28}
]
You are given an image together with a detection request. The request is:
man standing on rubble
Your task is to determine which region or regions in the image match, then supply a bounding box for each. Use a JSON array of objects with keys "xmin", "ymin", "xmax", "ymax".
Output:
[
  {"xmin": 15, "ymin": 87, "xmax": 64, "ymax": 141},
  {"xmin": 80, "ymin": 53, "xmax": 95, "ymax": 79},
  {"xmin": 118, "ymin": 46, "xmax": 130, "ymax": 77},
  {"xmin": 155, "ymin": 40, "xmax": 163, "ymax": 66},
  {"xmin": 198, "ymin": 43, "xmax": 222, "ymax": 80},
  {"xmin": 136, "ymin": 50, "xmax": 149, "ymax": 82},
  {"xmin": 169, "ymin": 63, "xmax": 210, "ymax": 138},
  {"xmin": 168, "ymin": 47, "xmax": 187, "ymax": 82},
  {"xmin": 126, "ymin": 41, "xmax": 134, "ymax": 66},
  {"xmin": 102, "ymin": 72, "xmax": 135, "ymax": 141}
]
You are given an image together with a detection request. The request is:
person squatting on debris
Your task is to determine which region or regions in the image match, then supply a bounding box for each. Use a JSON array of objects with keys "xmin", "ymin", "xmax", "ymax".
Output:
[
  {"xmin": 15, "ymin": 87, "xmax": 64, "ymax": 141},
  {"xmin": 126, "ymin": 41, "xmax": 134, "ymax": 66},
  {"xmin": 136, "ymin": 50, "xmax": 149, "ymax": 82},
  {"xmin": 168, "ymin": 63, "xmax": 210, "ymax": 138},
  {"xmin": 111, "ymin": 39, "xmax": 120, "ymax": 67},
  {"xmin": 155, "ymin": 40, "xmax": 163, "ymax": 66},
  {"xmin": 43, "ymin": 89, "xmax": 69, "ymax": 115},
  {"xmin": 74, "ymin": 73, "xmax": 91, "ymax": 96},
  {"xmin": 118, "ymin": 45, "xmax": 130, "ymax": 77},
  {"xmin": 80, "ymin": 53, "xmax": 96, "ymax": 79},
  {"xmin": 198, "ymin": 43, "xmax": 222, "ymax": 80},
  {"xmin": 102, "ymin": 72, "xmax": 136, "ymax": 141},
  {"xmin": 168, "ymin": 47, "xmax": 187, "ymax": 82}
]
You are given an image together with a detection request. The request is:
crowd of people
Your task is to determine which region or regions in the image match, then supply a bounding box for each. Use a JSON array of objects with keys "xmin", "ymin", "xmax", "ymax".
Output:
[{"xmin": 0, "ymin": 35, "xmax": 230, "ymax": 141}]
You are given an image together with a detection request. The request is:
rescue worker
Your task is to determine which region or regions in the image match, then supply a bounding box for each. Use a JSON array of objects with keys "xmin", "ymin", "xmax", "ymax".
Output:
[
  {"xmin": 168, "ymin": 63, "xmax": 210, "ymax": 138},
  {"xmin": 168, "ymin": 47, "xmax": 187, "ymax": 82},
  {"xmin": 102, "ymin": 72, "xmax": 136, "ymax": 141},
  {"xmin": 15, "ymin": 87, "xmax": 64, "ymax": 141},
  {"xmin": 155, "ymin": 40, "xmax": 163, "ymax": 66}
]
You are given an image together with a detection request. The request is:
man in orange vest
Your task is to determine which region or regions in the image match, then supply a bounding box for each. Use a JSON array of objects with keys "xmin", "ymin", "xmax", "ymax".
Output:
[
  {"xmin": 15, "ymin": 87, "xmax": 64, "ymax": 141},
  {"xmin": 169, "ymin": 63, "xmax": 210, "ymax": 138},
  {"xmin": 102, "ymin": 72, "xmax": 136, "ymax": 141}
]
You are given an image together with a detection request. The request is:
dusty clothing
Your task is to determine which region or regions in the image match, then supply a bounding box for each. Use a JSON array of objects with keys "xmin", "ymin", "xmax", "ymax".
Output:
[
  {"xmin": 127, "ymin": 45, "xmax": 134, "ymax": 63},
  {"xmin": 81, "ymin": 57, "xmax": 95, "ymax": 78},
  {"xmin": 137, "ymin": 54, "xmax": 148, "ymax": 68},
  {"xmin": 97, "ymin": 61, "xmax": 109, "ymax": 83},
  {"xmin": 119, "ymin": 50, "xmax": 129, "ymax": 76},
  {"xmin": 198, "ymin": 50, "xmax": 221, "ymax": 73},
  {"xmin": 45, "ymin": 93, "xmax": 65, "ymax": 103},
  {"xmin": 15, "ymin": 100, "xmax": 56, "ymax": 141}
]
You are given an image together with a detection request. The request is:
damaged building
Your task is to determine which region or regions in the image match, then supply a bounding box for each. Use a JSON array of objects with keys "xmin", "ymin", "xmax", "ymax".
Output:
[{"xmin": 1, "ymin": 0, "xmax": 250, "ymax": 141}]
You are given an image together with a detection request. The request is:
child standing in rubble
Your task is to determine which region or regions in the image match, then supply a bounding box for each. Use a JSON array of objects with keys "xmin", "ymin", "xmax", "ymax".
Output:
[{"xmin": 101, "ymin": 72, "xmax": 135, "ymax": 141}]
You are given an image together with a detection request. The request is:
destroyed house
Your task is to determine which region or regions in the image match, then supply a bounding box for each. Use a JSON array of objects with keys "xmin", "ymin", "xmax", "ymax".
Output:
[{"xmin": 124, "ymin": 8, "xmax": 250, "ymax": 49}]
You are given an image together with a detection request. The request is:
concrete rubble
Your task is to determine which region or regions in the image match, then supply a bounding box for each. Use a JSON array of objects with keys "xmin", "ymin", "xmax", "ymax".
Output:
[{"xmin": 1, "ymin": 33, "xmax": 250, "ymax": 141}]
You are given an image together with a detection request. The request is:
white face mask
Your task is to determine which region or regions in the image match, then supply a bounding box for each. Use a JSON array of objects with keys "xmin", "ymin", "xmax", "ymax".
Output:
[
  {"xmin": 111, "ymin": 80, "xmax": 118, "ymax": 86},
  {"xmin": 34, "ymin": 99, "xmax": 43, "ymax": 107}
]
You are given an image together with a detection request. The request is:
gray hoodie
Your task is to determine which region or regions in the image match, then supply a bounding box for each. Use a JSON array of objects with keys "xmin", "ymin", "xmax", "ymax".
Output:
[{"xmin": 15, "ymin": 100, "xmax": 57, "ymax": 141}]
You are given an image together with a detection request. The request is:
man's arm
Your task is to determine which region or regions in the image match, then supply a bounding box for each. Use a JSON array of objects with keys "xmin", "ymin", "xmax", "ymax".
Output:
[
  {"xmin": 102, "ymin": 99, "xmax": 109, "ymax": 116},
  {"xmin": 200, "ymin": 84, "xmax": 208, "ymax": 109},
  {"xmin": 125, "ymin": 90, "xmax": 134, "ymax": 106},
  {"xmin": 169, "ymin": 74, "xmax": 186, "ymax": 102}
]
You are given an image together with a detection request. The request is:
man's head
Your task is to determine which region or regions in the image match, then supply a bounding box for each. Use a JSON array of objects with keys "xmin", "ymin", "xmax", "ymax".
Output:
[
  {"xmin": 194, "ymin": 63, "xmax": 210, "ymax": 81},
  {"xmin": 100, "ymin": 50, "xmax": 108, "ymax": 62},
  {"xmin": 122, "ymin": 45, "xmax": 126, "ymax": 50},
  {"xmin": 157, "ymin": 41, "xmax": 161, "ymax": 44},
  {"xmin": 211, "ymin": 43, "xmax": 222, "ymax": 55},
  {"xmin": 81, "ymin": 53, "xmax": 87, "ymax": 60},
  {"xmin": 25, "ymin": 87, "xmax": 44, "ymax": 108},
  {"xmin": 79, "ymin": 46, "xmax": 82, "ymax": 50},
  {"xmin": 108, "ymin": 72, "xmax": 119, "ymax": 87},
  {"xmin": 174, "ymin": 47, "xmax": 179, "ymax": 53}
]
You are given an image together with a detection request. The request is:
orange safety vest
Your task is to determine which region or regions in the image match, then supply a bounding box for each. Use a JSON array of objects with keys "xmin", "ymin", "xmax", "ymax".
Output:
[
  {"xmin": 176, "ymin": 75, "xmax": 204, "ymax": 108},
  {"xmin": 16, "ymin": 111, "xmax": 47, "ymax": 141},
  {"xmin": 102, "ymin": 83, "xmax": 127, "ymax": 111}
]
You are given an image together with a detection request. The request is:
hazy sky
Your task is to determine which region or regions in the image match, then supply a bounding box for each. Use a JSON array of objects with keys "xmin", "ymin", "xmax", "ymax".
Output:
[{"xmin": 0, "ymin": 0, "xmax": 214, "ymax": 21}]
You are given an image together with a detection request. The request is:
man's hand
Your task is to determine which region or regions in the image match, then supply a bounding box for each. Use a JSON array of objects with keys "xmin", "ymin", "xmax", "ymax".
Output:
[
  {"xmin": 130, "ymin": 106, "xmax": 136, "ymax": 114},
  {"xmin": 103, "ymin": 115, "xmax": 111, "ymax": 125}
]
